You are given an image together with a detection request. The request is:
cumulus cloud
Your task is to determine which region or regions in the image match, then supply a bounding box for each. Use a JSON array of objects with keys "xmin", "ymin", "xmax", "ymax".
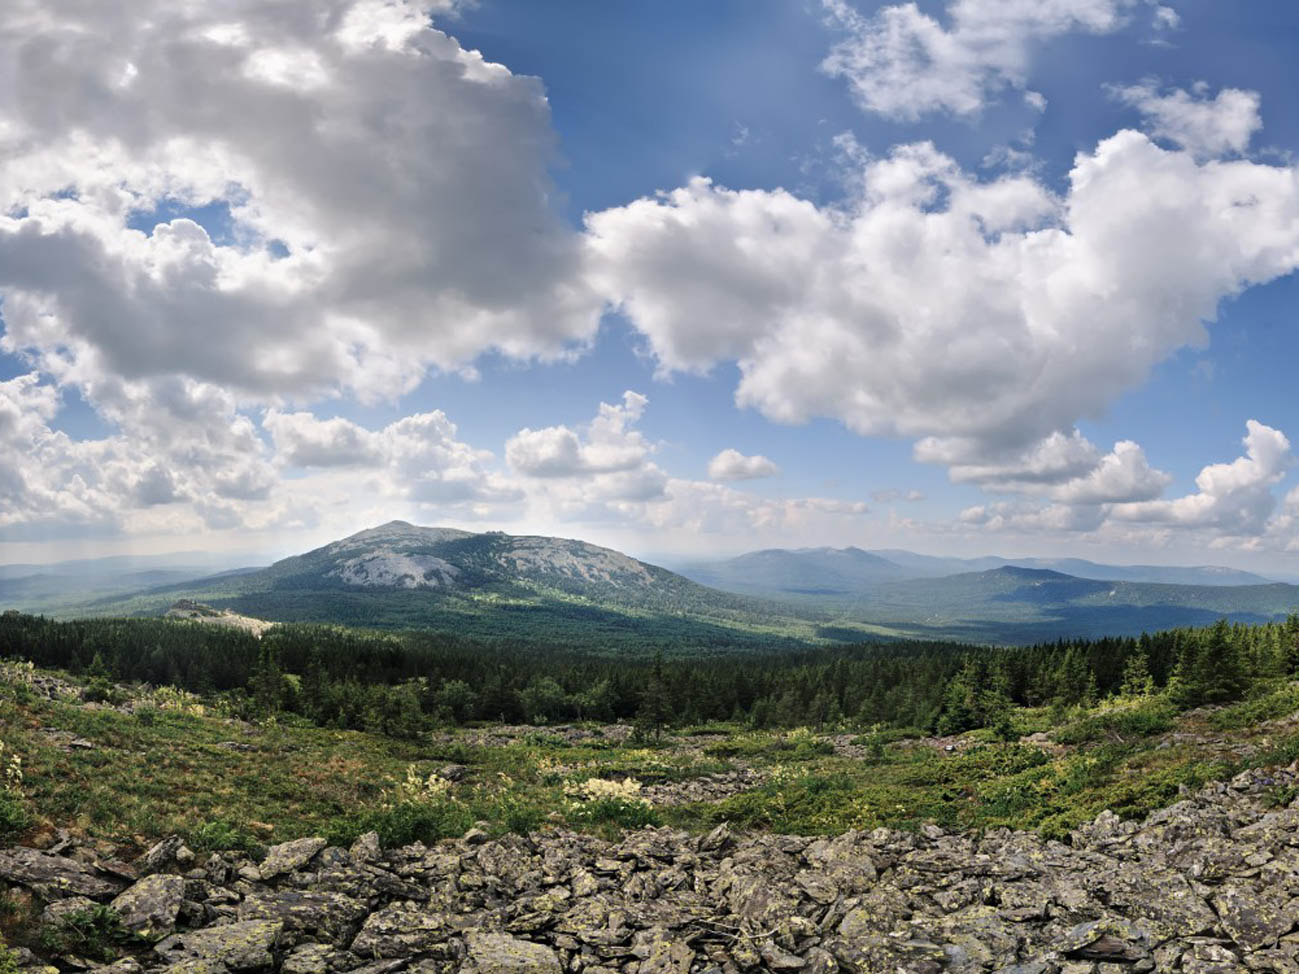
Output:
[
  {"xmin": 919, "ymin": 430, "xmax": 1171, "ymax": 504},
  {"xmin": 586, "ymin": 131, "xmax": 1299, "ymax": 479},
  {"xmin": 707, "ymin": 449, "xmax": 781, "ymax": 481},
  {"xmin": 950, "ymin": 421, "xmax": 1298, "ymax": 552},
  {"xmin": 265, "ymin": 408, "xmax": 520, "ymax": 507},
  {"xmin": 642, "ymin": 481, "xmax": 868, "ymax": 538},
  {"xmin": 1109, "ymin": 80, "xmax": 1262, "ymax": 158},
  {"xmin": 507, "ymin": 392, "xmax": 655, "ymax": 480},
  {"xmin": 820, "ymin": 0, "xmax": 1146, "ymax": 119},
  {"xmin": 0, "ymin": 0, "xmax": 600, "ymax": 403},
  {"xmin": 1051, "ymin": 441, "xmax": 1173, "ymax": 505},
  {"xmin": 0, "ymin": 371, "xmax": 290, "ymax": 539},
  {"xmin": 1115, "ymin": 420, "xmax": 1292, "ymax": 534},
  {"xmin": 503, "ymin": 394, "xmax": 867, "ymax": 539}
]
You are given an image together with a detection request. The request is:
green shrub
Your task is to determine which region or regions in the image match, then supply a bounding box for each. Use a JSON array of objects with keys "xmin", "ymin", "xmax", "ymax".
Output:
[
  {"xmin": 326, "ymin": 799, "xmax": 475, "ymax": 849},
  {"xmin": 1052, "ymin": 698, "xmax": 1175, "ymax": 745},
  {"xmin": 491, "ymin": 792, "xmax": 546, "ymax": 835},
  {"xmin": 0, "ymin": 936, "xmax": 19, "ymax": 974},
  {"xmin": 567, "ymin": 797, "xmax": 658, "ymax": 829},
  {"xmin": 187, "ymin": 819, "xmax": 260, "ymax": 854},
  {"xmin": 0, "ymin": 792, "xmax": 30, "ymax": 840},
  {"xmin": 83, "ymin": 679, "xmax": 122, "ymax": 705},
  {"xmin": 1209, "ymin": 683, "xmax": 1299, "ymax": 731},
  {"xmin": 40, "ymin": 905, "xmax": 141, "ymax": 962}
]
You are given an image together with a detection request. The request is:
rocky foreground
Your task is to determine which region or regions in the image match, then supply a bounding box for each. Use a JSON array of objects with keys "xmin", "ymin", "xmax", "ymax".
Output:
[{"xmin": 6, "ymin": 764, "xmax": 1299, "ymax": 974}]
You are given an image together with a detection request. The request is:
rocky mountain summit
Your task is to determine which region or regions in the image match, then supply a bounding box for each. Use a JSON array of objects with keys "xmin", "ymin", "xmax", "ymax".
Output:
[
  {"xmin": 262, "ymin": 523, "xmax": 660, "ymax": 595},
  {"xmin": 6, "ymin": 763, "xmax": 1299, "ymax": 974}
]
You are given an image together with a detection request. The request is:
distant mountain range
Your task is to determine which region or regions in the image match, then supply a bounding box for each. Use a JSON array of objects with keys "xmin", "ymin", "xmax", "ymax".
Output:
[
  {"xmin": 6, "ymin": 525, "xmax": 1298, "ymax": 647},
  {"xmin": 63, "ymin": 522, "xmax": 835, "ymax": 652},
  {"xmin": 673, "ymin": 547, "xmax": 1277, "ymax": 597}
]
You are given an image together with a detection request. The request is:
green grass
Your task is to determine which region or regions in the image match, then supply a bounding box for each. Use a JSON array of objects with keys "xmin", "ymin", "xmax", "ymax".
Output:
[
  {"xmin": 1209, "ymin": 681, "xmax": 1299, "ymax": 730},
  {"xmin": 2, "ymin": 665, "xmax": 1298, "ymax": 858}
]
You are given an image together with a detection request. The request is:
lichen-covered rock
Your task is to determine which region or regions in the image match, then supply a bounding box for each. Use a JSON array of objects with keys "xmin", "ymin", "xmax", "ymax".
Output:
[
  {"xmin": 136, "ymin": 837, "xmax": 195, "ymax": 877},
  {"xmin": 0, "ymin": 847, "xmax": 125, "ymax": 900},
  {"xmin": 462, "ymin": 932, "xmax": 561, "ymax": 974},
  {"xmin": 155, "ymin": 919, "xmax": 284, "ymax": 970},
  {"xmin": 259, "ymin": 839, "xmax": 327, "ymax": 880},
  {"xmin": 238, "ymin": 889, "xmax": 369, "ymax": 945},
  {"xmin": 112, "ymin": 873, "xmax": 186, "ymax": 939},
  {"xmin": 1212, "ymin": 882, "xmax": 1295, "ymax": 950},
  {"xmin": 349, "ymin": 902, "xmax": 449, "ymax": 958}
]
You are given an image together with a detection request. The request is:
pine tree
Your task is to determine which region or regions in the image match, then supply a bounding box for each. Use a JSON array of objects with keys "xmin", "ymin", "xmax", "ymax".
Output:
[
  {"xmin": 1119, "ymin": 651, "xmax": 1154, "ymax": 698},
  {"xmin": 637, "ymin": 652, "xmax": 671, "ymax": 741}
]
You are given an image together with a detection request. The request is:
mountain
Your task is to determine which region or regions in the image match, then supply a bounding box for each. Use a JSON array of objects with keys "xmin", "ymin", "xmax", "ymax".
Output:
[
  {"xmin": 71, "ymin": 521, "xmax": 861, "ymax": 651},
  {"xmin": 676, "ymin": 546, "xmax": 908, "ymax": 598},
  {"xmin": 0, "ymin": 551, "xmax": 267, "ymax": 614},
  {"xmin": 849, "ymin": 566, "xmax": 1299, "ymax": 643},
  {"xmin": 677, "ymin": 546, "xmax": 1276, "ymax": 597},
  {"xmin": 29, "ymin": 527, "xmax": 1299, "ymax": 648}
]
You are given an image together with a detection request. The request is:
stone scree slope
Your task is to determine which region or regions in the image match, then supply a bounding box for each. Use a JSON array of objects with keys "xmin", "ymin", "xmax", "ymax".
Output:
[{"xmin": 6, "ymin": 764, "xmax": 1299, "ymax": 973}]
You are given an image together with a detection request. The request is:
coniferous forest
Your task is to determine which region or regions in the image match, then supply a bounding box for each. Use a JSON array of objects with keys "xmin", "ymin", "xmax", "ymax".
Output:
[{"xmin": 2, "ymin": 610, "xmax": 1295, "ymax": 737}]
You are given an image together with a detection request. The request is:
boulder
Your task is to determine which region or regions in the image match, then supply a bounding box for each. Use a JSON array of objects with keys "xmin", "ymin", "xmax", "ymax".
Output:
[
  {"xmin": 0, "ymin": 847, "xmax": 124, "ymax": 900},
  {"xmin": 259, "ymin": 839, "xmax": 327, "ymax": 880},
  {"xmin": 462, "ymin": 932, "xmax": 562, "ymax": 974},
  {"xmin": 111, "ymin": 873, "xmax": 186, "ymax": 939},
  {"xmin": 155, "ymin": 919, "xmax": 284, "ymax": 971}
]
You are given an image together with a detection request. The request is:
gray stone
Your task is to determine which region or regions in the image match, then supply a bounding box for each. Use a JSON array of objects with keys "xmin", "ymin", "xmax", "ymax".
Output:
[
  {"xmin": 260, "ymin": 839, "xmax": 327, "ymax": 880},
  {"xmin": 350, "ymin": 902, "xmax": 448, "ymax": 958},
  {"xmin": 0, "ymin": 847, "xmax": 124, "ymax": 900},
  {"xmin": 155, "ymin": 919, "xmax": 284, "ymax": 970},
  {"xmin": 111, "ymin": 873, "xmax": 186, "ymax": 939},
  {"xmin": 462, "ymin": 932, "xmax": 562, "ymax": 974}
]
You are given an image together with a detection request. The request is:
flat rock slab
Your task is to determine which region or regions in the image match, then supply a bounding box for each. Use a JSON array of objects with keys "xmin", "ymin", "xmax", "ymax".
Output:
[
  {"xmin": 350, "ymin": 902, "xmax": 449, "ymax": 958},
  {"xmin": 259, "ymin": 839, "xmax": 326, "ymax": 880},
  {"xmin": 155, "ymin": 919, "xmax": 283, "ymax": 970},
  {"xmin": 464, "ymin": 932, "xmax": 562, "ymax": 974},
  {"xmin": 0, "ymin": 847, "xmax": 124, "ymax": 900},
  {"xmin": 237, "ymin": 889, "xmax": 368, "ymax": 945}
]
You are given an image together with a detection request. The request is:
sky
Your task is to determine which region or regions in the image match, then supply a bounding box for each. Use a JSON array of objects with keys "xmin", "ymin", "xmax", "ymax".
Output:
[{"xmin": 3, "ymin": 0, "xmax": 1299, "ymax": 572}]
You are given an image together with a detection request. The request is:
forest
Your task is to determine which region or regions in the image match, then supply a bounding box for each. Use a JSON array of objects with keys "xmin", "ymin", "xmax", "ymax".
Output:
[{"xmin": 2, "ymin": 610, "xmax": 1297, "ymax": 739}]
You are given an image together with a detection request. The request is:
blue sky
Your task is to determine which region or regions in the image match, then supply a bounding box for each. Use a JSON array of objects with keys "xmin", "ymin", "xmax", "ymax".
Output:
[{"xmin": 2, "ymin": 0, "xmax": 1299, "ymax": 572}]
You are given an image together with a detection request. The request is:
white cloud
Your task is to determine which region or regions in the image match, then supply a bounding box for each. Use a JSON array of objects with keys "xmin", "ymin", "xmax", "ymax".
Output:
[
  {"xmin": 642, "ymin": 481, "xmax": 868, "ymax": 538},
  {"xmin": 1109, "ymin": 80, "xmax": 1262, "ymax": 157},
  {"xmin": 820, "ymin": 0, "xmax": 1141, "ymax": 119},
  {"xmin": 504, "ymin": 395, "xmax": 868, "ymax": 541},
  {"xmin": 1051, "ymin": 441, "xmax": 1172, "ymax": 505},
  {"xmin": 265, "ymin": 407, "xmax": 519, "ymax": 507},
  {"xmin": 586, "ymin": 131, "xmax": 1299, "ymax": 481},
  {"xmin": 707, "ymin": 449, "xmax": 781, "ymax": 481},
  {"xmin": 950, "ymin": 421, "xmax": 1298, "ymax": 551},
  {"xmin": 1115, "ymin": 420, "xmax": 1292, "ymax": 534},
  {"xmin": 506, "ymin": 392, "xmax": 655, "ymax": 480},
  {"xmin": 1152, "ymin": 5, "xmax": 1180, "ymax": 30},
  {"xmin": 919, "ymin": 430, "xmax": 1171, "ymax": 504},
  {"xmin": 0, "ymin": 0, "xmax": 600, "ymax": 404},
  {"xmin": 871, "ymin": 488, "xmax": 926, "ymax": 503}
]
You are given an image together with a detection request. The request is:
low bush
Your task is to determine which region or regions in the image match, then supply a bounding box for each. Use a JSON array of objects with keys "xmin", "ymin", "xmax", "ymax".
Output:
[
  {"xmin": 1209, "ymin": 683, "xmax": 1299, "ymax": 731},
  {"xmin": 1051, "ymin": 698, "xmax": 1175, "ymax": 745},
  {"xmin": 40, "ymin": 905, "xmax": 141, "ymax": 962},
  {"xmin": 187, "ymin": 819, "xmax": 261, "ymax": 854},
  {"xmin": 327, "ymin": 798, "xmax": 475, "ymax": 848}
]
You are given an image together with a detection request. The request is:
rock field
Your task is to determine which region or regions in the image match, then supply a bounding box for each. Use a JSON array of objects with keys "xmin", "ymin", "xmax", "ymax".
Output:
[{"xmin": 6, "ymin": 762, "xmax": 1299, "ymax": 973}]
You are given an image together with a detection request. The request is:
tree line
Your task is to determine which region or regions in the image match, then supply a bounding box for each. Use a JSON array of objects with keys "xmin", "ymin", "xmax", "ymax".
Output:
[{"xmin": 1, "ymin": 611, "xmax": 1297, "ymax": 738}]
